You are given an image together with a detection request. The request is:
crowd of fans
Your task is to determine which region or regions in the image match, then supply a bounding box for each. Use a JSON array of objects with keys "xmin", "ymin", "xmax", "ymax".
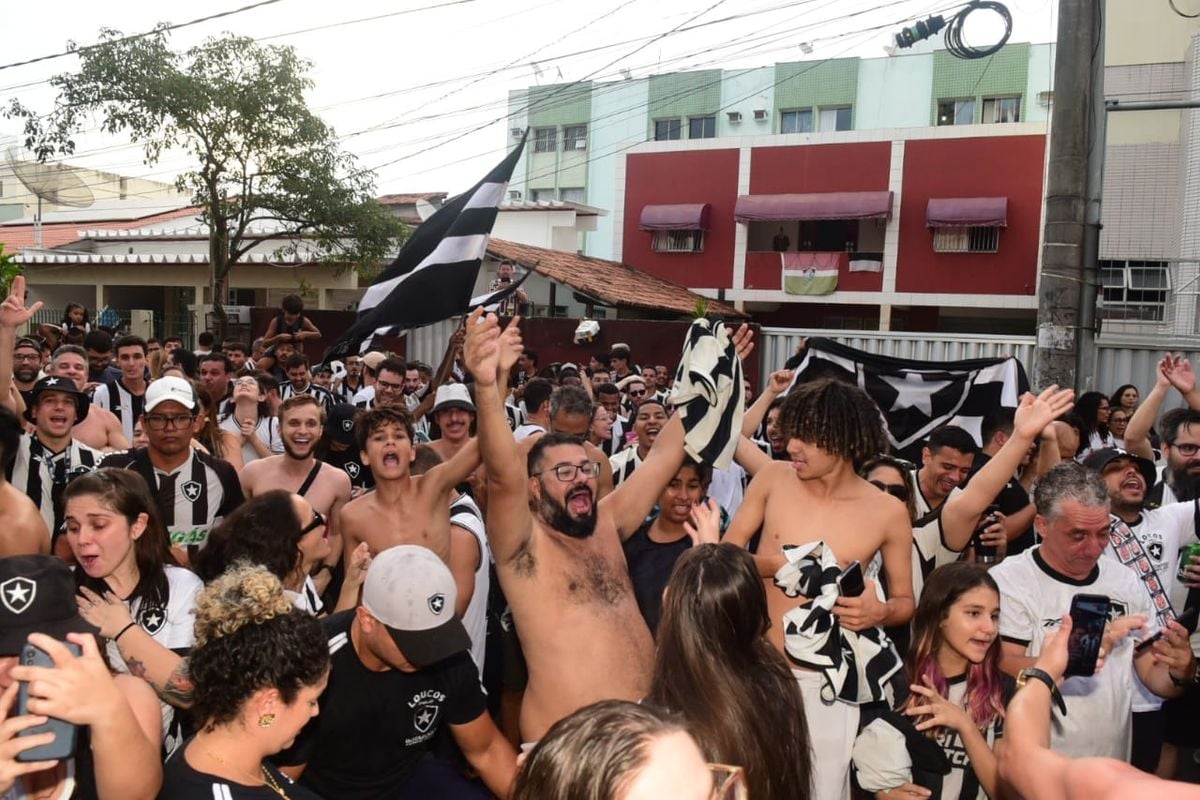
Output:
[{"xmin": 0, "ymin": 277, "xmax": 1198, "ymax": 799}]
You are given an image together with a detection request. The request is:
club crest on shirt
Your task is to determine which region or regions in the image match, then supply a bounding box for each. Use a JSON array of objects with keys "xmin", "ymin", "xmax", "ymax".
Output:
[
  {"xmin": 181, "ymin": 480, "xmax": 202, "ymax": 503},
  {"xmin": 0, "ymin": 577, "xmax": 36, "ymax": 615},
  {"xmin": 412, "ymin": 701, "xmax": 441, "ymax": 735},
  {"xmin": 138, "ymin": 601, "xmax": 167, "ymax": 635}
]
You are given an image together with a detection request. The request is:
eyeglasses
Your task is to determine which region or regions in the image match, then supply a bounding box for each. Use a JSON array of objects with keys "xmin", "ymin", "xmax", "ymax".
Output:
[
  {"xmin": 1174, "ymin": 443, "xmax": 1200, "ymax": 457},
  {"xmin": 628, "ymin": 389, "xmax": 647, "ymax": 397},
  {"xmin": 707, "ymin": 764, "xmax": 748, "ymax": 800},
  {"xmin": 144, "ymin": 413, "xmax": 196, "ymax": 430},
  {"xmin": 377, "ymin": 379, "xmax": 403, "ymax": 392},
  {"xmin": 869, "ymin": 479, "xmax": 910, "ymax": 501},
  {"xmin": 532, "ymin": 461, "xmax": 601, "ymax": 482},
  {"xmin": 13, "ymin": 353, "xmax": 40, "ymax": 362},
  {"xmin": 300, "ymin": 509, "xmax": 326, "ymax": 535}
]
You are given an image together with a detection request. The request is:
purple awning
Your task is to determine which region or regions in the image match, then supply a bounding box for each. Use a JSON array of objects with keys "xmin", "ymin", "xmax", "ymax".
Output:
[
  {"xmin": 734, "ymin": 191, "xmax": 892, "ymax": 223},
  {"xmin": 926, "ymin": 197, "xmax": 1008, "ymax": 228},
  {"xmin": 639, "ymin": 203, "xmax": 711, "ymax": 231}
]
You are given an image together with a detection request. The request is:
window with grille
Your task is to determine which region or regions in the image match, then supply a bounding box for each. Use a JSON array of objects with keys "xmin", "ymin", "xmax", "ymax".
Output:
[
  {"xmin": 982, "ymin": 96, "xmax": 1021, "ymax": 124},
  {"xmin": 1100, "ymin": 259, "xmax": 1170, "ymax": 322},
  {"xmin": 654, "ymin": 119, "xmax": 682, "ymax": 141},
  {"xmin": 932, "ymin": 226, "xmax": 1000, "ymax": 253},
  {"xmin": 563, "ymin": 125, "xmax": 588, "ymax": 151},
  {"xmin": 559, "ymin": 187, "xmax": 585, "ymax": 203},
  {"xmin": 652, "ymin": 230, "xmax": 704, "ymax": 253},
  {"xmin": 688, "ymin": 115, "xmax": 716, "ymax": 139},
  {"xmin": 533, "ymin": 127, "xmax": 557, "ymax": 152},
  {"xmin": 781, "ymin": 109, "xmax": 813, "ymax": 134}
]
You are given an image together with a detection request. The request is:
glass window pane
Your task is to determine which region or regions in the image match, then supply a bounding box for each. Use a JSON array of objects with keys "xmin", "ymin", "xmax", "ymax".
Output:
[
  {"xmin": 937, "ymin": 100, "xmax": 957, "ymax": 126},
  {"xmin": 955, "ymin": 99, "xmax": 975, "ymax": 125},
  {"xmin": 835, "ymin": 106, "xmax": 852, "ymax": 131}
]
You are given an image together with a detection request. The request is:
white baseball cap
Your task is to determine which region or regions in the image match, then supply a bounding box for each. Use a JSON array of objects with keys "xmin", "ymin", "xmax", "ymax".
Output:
[
  {"xmin": 361, "ymin": 546, "xmax": 470, "ymax": 667},
  {"xmin": 431, "ymin": 383, "xmax": 475, "ymax": 414},
  {"xmin": 144, "ymin": 376, "xmax": 196, "ymax": 412}
]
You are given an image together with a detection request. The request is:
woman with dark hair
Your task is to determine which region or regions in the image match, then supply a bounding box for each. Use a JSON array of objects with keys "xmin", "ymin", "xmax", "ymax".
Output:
[
  {"xmin": 194, "ymin": 490, "xmax": 367, "ymax": 616},
  {"xmin": 647, "ymin": 543, "xmax": 812, "ymax": 800},
  {"xmin": 512, "ymin": 700, "xmax": 720, "ymax": 800},
  {"xmin": 1075, "ymin": 391, "xmax": 1115, "ymax": 460},
  {"xmin": 588, "ymin": 404, "xmax": 614, "ymax": 450},
  {"xmin": 860, "ymin": 455, "xmax": 918, "ymax": 524},
  {"xmin": 854, "ymin": 562, "xmax": 1009, "ymax": 800},
  {"xmin": 63, "ymin": 468, "xmax": 202, "ymax": 753},
  {"xmin": 160, "ymin": 563, "xmax": 329, "ymax": 799},
  {"xmin": 1110, "ymin": 383, "xmax": 1140, "ymax": 416},
  {"xmin": 217, "ymin": 374, "xmax": 281, "ymax": 470},
  {"xmin": 192, "ymin": 382, "xmax": 226, "ymax": 461}
]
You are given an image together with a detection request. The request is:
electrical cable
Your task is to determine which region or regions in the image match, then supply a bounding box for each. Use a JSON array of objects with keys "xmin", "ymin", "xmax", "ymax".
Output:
[{"xmin": 944, "ymin": 1, "xmax": 1012, "ymax": 59}]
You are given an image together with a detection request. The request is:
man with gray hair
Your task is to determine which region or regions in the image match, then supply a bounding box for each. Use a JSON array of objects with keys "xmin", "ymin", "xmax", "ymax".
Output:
[{"xmin": 993, "ymin": 461, "xmax": 1196, "ymax": 761}]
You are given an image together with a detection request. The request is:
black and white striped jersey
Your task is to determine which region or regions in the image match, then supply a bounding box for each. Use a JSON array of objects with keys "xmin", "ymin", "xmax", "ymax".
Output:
[
  {"xmin": 609, "ymin": 446, "xmax": 643, "ymax": 488},
  {"xmin": 99, "ymin": 447, "xmax": 244, "ymax": 551},
  {"xmin": 279, "ymin": 381, "xmax": 336, "ymax": 414},
  {"xmin": 599, "ymin": 415, "xmax": 629, "ymax": 458},
  {"xmin": 6, "ymin": 435, "xmax": 101, "ymax": 536},
  {"xmin": 91, "ymin": 379, "xmax": 146, "ymax": 443}
]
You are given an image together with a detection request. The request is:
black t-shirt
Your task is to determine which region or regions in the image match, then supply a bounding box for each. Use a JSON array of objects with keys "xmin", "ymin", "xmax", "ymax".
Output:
[
  {"xmin": 622, "ymin": 518, "xmax": 691, "ymax": 635},
  {"xmin": 160, "ymin": 744, "xmax": 323, "ymax": 800},
  {"xmin": 964, "ymin": 452, "xmax": 1036, "ymax": 555},
  {"xmin": 273, "ymin": 611, "xmax": 488, "ymax": 800},
  {"xmin": 320, "ymin": 445, "xmax": 374, "ymax": 491}
]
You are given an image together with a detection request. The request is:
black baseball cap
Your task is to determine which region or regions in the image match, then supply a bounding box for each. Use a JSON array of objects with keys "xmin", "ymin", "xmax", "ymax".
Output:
[
  {"xmin": 24, "ymin": 375, "xmax": 90, "ymax": 424},
  {"xmin": 326, "ymin": 403, "xmax": 359, "ymax": 447},
  {"xmin": 0, "ymin": 556, "xmax": 98, "ymax": 656},
  {"xmin": 1082, "ymin": 448, "xmax": 1157, "ymax": 490}
]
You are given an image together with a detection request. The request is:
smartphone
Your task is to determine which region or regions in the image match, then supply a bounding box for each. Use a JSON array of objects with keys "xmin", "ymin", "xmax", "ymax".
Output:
[
  {"xmin": 837, "ymin": 561, "xmax": 865, "ymax": 598},
  {"xmin": 16, "ymin": 641, "xmax": 81, "ymax": 762},
  {"xmin": 1065, "ymin": 594, "xmax": 1111, "ymax": 678},
  {"xmin": 1135, "ymin": 606, "xmax": 1200, "ymax": 653},
  {"xmin": 972, "ymin": 504, "xmax": 1001, "ymax": 564}
]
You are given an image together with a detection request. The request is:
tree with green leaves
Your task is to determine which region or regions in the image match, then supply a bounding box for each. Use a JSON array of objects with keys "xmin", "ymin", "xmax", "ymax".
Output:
[
  {"xmin": 0, "ymin": 245, "xmax": 20, "ymax": 297},
  {"xmin": 7, "ymin": 26, "xmax": 405, "ymax": 339}
]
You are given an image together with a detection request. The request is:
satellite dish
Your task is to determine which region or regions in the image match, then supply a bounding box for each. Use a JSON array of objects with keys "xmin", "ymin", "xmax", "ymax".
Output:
[
  {"xmin": 415, "ymin": 199, "xmax": 438, "ymax": 222},
  {"xmin": 4, "ymin": 145, "xmax": 95, "ymax": 248}
]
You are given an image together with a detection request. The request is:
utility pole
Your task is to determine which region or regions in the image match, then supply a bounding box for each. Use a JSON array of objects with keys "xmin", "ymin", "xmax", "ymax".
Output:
[{"xmin": 1035, "ymin": 0, "xmax": 1103, "ymax": 390}]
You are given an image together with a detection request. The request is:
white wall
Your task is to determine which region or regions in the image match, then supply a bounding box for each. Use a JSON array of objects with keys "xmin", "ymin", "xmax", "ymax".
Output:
[
  {"xmin": 1024, "ymin": 43, "xmax": 1055, "ymax": 124},
  {"xmin": 587, "ymin": 78, "xmax": 649, "ymax": 260},
  {"xmin": 855, "ymin": 53, "xmax": 935, "ymax": 130},
  {"xmin": 718, "ymin": 66, "xmax": 775, "ymax": 138}
]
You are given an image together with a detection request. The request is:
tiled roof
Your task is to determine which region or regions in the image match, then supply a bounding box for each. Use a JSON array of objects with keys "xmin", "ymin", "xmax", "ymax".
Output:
[
  {"xmin": 0, "ymin": 206, "xmax": 202, "ymax": 252},
  {"xmin": 486, "ymin": 239, "xmax": 745, "ymax": 319},
  {"xmin": 376, "ymin": 192, "xmax": 448, "ymax": 205}
]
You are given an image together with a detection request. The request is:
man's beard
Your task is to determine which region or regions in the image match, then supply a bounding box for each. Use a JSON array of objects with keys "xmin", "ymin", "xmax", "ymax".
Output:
[
  {"xmin": 283, "ymin": 439, "xmax": 315, "ymax": 460},
  {"xmin": 538, "ymin": 486, "xmax": 596, "ymax": 539},
  {"xmin": 1169, "ymin": 465, "xmax": 1200, "ymax": 501},
  {"xmin": 13, "ymin": 366, "xmax": 37, "ymax": 384}
]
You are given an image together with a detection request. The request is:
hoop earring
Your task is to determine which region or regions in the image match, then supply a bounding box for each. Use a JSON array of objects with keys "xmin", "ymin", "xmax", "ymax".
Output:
[{"xmin": 258, "ymin": 714, "xmax": 275, "ymax": 728}]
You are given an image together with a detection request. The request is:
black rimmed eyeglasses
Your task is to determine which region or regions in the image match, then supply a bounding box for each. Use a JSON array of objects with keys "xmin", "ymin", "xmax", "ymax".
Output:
[{"xmin": 300, "ymin": 509, "xmax": 326, "ymax": 535}]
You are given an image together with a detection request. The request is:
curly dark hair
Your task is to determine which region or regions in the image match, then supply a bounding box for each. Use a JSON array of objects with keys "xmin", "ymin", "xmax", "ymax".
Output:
[
  {"xmin": 355, "ymin": 406, "xmax": 415, "ymax": 451},
  {"xmin": 192, "ymin": 491, "xmax": 304, "ymax": 584},
  {"xmin": 779, "ymin": 377, "xmax": 887, "ymax": 465},
  {"xmin": 189, "ymin": 564, "xmax": 328, "ymax": 731}
]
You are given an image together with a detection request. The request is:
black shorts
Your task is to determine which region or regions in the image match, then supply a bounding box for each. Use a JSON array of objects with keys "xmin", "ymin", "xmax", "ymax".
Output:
[{"xmin": 1164, "ymin": 685, "xmax": 1200, "ymax": 747}]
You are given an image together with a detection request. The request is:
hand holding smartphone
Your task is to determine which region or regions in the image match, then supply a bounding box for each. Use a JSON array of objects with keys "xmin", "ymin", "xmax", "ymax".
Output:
[
  {"xmin": 1065, "ymin": 594, "xmax": 1111, "ymax": 678},
  {"xmin": 836, "ymin": 561, "xmax": 865, "ymax": 598},
  {"xmin": 15, "ymin": 641, "xmax": 81, "ymax": 762},
  {"xmin": 1135, "ymin": 606, "xmax": 1200, "ymax": 653}
]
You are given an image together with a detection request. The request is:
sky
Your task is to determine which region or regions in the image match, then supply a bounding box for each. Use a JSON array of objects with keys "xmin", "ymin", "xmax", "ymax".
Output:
[{"xmin": 0, "ymin": 0, "xmax": 1056, "ymax": 200}]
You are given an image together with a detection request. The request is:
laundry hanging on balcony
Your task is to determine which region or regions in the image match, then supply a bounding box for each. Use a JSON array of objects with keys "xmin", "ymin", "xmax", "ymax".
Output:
[{"xmin": 782, "ymin": 252, "xmax": 839, "ymax": 295}]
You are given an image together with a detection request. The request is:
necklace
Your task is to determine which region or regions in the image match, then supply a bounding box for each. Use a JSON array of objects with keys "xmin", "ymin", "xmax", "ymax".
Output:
[{"xmin": 202, "ymin": 744, "xmax": 290, "ymax": 799}]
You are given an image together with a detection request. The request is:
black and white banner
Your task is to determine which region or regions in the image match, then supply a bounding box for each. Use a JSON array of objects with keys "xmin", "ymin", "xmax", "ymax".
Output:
[
  {"xmin": 325, "ymin": 131, "xmax": 527, "ymax": 361},
  {"xmin": 787, "ymin": 338, "xmax": 1029, "ymax": 460}
]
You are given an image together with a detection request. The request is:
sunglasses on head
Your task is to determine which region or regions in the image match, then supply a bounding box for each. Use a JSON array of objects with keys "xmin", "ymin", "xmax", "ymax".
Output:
[{"xmin": 869, "ymin": 479, "xmax": 909, "ymax": 501}]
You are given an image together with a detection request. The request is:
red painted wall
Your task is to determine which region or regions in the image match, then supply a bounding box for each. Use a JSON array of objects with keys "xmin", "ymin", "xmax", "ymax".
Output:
[
  {"xmin": 897, "ymin": 136, "xmax": 1045, "ymax": 295},
  {"xmin": 623, "ymin": 149, "xmax": 740, "ymax": 288},
  {"xmin": 748, "ymin": 141, "xmax": 892, "ymax": 194}
]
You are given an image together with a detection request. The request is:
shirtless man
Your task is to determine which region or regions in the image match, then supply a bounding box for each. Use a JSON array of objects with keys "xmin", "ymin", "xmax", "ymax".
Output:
[
  {"xmin": 464, "ymin": 309, "xmax": 748, "ymax": 742},
  {"xmin": 239, "ymin": 394, "xmax": 351, "ymax": 589},
  {"xmin": 521, "ymin": 384, "xmax": 614, "ymax": 499},
  {"xmin": 337, "ymin": 406, "xmax": 481, "ymax": 568},
  {"xmin": 48, "ymin": 346, "xmax": 128, "ymax": 451}
]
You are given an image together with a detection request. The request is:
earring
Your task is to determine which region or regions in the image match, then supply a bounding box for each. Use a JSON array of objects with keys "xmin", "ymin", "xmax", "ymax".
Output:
[{"xmin": 258, "ymin": 714, "xmax": 275, "ymax": 728}]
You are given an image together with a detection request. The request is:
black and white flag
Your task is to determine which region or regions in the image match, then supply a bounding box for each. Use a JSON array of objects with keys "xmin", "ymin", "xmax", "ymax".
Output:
[
  {"xmin": 325, "ymin": 132, "xmax": 528, "ymax": 360},
  {"xmin": 787, "ymin": 338, "xmax": 1029, "ymax": 460}
]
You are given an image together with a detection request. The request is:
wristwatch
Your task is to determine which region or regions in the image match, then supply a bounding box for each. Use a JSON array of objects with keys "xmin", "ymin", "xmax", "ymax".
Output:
[
  {"xmin": 1017, "ymin": 668, "xmax": 1067, "ymax": 716},
  {"xmin": 1169, "ymin": 659, "xmax": 1200, "ymax": 688}
]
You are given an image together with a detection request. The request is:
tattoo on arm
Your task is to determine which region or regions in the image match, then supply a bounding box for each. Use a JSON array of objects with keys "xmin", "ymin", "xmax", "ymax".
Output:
[
  {"xmin": 160, "ymin": 660, "xmax": 195, "ymax": 707},
  {"xmin": 124, "ymin": 656, "xmax": 149, "ymax": 681}
]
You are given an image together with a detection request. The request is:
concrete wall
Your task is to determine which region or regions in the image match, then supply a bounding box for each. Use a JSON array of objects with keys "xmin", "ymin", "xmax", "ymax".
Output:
[
  {"xmin": 717, "ymin": 66, "xmax": 775, "ymax": 138},
  {"xmin": 589, "ymin": 78, "xmax": 649, "ymax": 261},
  {"xmin": 856, "ymin": 54, "xmax": 935, "ymax": 130}
]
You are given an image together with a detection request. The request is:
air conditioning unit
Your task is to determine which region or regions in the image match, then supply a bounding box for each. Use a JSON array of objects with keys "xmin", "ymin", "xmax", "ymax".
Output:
[
  {"xmin": 571, "ymin": 139, "xmax": 587, "ymax": 150},
  {"xmin": 753, "ymin": 108, "xmax": 769, "ymax": 121},
  {"xmin": 223, "ymin": 305, "xmax": 252, "ymax": 324},
  {"xmin": 1037, "ymin": 91, "xmax": 1053, "ymax": 107},
  {"xmin": 727, "ymin": 111, "xmax": 743, "ymax": 123}
]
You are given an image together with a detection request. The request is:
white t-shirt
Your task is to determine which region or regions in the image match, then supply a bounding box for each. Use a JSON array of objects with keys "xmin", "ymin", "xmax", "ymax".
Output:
[
  {"xmin": 450, "ymin": 494, "xmax": 491, "ymax": 672},
  {"xmin": 218, "ymin": 414, "xmax": 283, "ymax": 465},
  {"xmin": 513, "ymin": 423, "xmax": 546, "ymax": 442},
  {"xmin": 105, "ymin": 565, "xmax": 202, "ymax": 755},
  {"xmin": 707, "ymin": 463, "xmax": 747, "ymax": 519},
  {"xmin": 285, "ymin": 575, "xmax": 325, "ymax": 617},
  {"xmin": 910, "ymin": 475, "xmax": 966, "ymax": 601},
  {"xmin": 992, "ymin": 547, "xmax": 1155, "ymax": 760},
  {"xmin": 1103, "ymin": 501, "xmax": 1198, "ymax": 711}
]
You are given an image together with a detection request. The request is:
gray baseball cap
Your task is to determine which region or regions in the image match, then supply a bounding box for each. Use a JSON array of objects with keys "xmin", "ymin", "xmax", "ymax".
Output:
[{"xmin": 361, "ymin": 545, "xmax": 470, "ymax": 667}]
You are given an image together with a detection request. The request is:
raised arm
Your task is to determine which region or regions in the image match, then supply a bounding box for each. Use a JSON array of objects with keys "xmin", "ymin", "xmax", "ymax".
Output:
[
  {"xmin": 741, "ymin": 369, "xmax": 790, "ymax": 437},
  {"xmin": 412, "ymin": 326, "xmax": 466, "ymax": 423},
  {"xmin": 943, "ymin": 387, "xmax": 1075, "ymax": 550},
  {"xmin": 430, "ymin": 437, "xmax": 483, "ymax": 495},
  {"xmin": 464, "ymin": 310, "xmax": 533, "ymax": 564},
  {"xmin": 0, "ymin": 277, "xmax": 42, "ymax": 413},
  {"xmin": 1125, "ymin": 358, "xmax": 1174, "ymax": 460}
]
